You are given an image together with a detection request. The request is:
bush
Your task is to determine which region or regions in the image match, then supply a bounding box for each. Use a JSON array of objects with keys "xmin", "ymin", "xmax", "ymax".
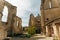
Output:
[
  {"xmin": 27, "ymin": 27, "xmax": 36, "ymax": 35},
  {"xmin": 26, "ymin": 34, "xmax": 31, "ymax": 38}
]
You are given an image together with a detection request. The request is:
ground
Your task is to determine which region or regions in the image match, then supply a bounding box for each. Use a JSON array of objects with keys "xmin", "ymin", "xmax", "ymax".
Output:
[
  {"xmin": 9, "ymin": 37, "xmax": 53, "ymax": 40},
  {"xmin": 5, "ymin": 34, "xmax": 53, "ymax": 40}
]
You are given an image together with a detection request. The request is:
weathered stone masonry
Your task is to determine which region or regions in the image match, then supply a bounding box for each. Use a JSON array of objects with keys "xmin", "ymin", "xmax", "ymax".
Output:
[{"xmin": 41, "ymin": 0, "xmax": 60, "ymax": 40}]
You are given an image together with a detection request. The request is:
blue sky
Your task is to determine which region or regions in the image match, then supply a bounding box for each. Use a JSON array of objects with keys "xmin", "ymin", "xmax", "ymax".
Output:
[{"xmin": 2, "ymin": 0, "xmax": 41, "ymax": 27}]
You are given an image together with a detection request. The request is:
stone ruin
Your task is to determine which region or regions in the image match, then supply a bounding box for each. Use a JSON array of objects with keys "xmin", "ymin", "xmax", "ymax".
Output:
[
  {"xmin": 13, "ymin": 16, "xmax": 23, "ymax": 35},
  {"xmin": 29, "ymin": 13, "xmax": 42, "ymax": 34},
  {"xmin": 0, "ymin": 0, "xmax": 22, "ymax": 40},
  {"xmin": 29, "ymin": 13, "xmax": 35, "ymax": 27},
  {"xmin": 41, "ymin": 0, "xmax": 60, "ymax": 40}
]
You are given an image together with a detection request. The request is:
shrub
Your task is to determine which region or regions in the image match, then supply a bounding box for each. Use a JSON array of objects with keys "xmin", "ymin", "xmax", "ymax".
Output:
[
  {"xmin": 27, "ymin": 27, "xmax": 36, "ymax": 35},
  {"xmin": 26, "ymin": 34, "xmax": 31, "ymax": 38}
]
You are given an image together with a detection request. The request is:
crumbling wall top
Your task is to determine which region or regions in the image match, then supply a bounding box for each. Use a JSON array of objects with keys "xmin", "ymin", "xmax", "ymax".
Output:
[{"xmin": 5, "ymin": 1, "xmax": 17, "ymax": 8}]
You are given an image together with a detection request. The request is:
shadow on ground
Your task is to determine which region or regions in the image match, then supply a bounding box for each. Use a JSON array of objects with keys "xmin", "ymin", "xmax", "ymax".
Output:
[{"xmin": 10, "ymin": 37, "xmax": 46, "ymax": 40}]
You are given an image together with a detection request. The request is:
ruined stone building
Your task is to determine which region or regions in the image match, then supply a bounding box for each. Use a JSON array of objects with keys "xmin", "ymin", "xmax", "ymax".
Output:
[
  {"xmin": 0, "ymin": 0, "xmax": 7, "ymax": 40},
  {"xmin": 0, "ymin": 13, "xmax": 7, "ymax": 40},
  {"xmin": 13, "ymin": 16, "xmax": 23, "ymax": 35},
  {"xmin": 0, "ymin": 0, "xmax": 22, "ymax": 39},
  {"xmin": 40, "ymin": 0, "xmax": 60, "ymax": 39},
  {"xmin": 35, "ymin": 14, "xmax": 41, "ymax": 28},
  {"xmin": 4, "ymin": 1, "xmax": 22, "ymax": 36},
  {"xmin": 29, "ymin": 13, "xmax": 35, "ymax": 27},
  {"xmin": 4, "ymin": 1, "xmax": 17, "ymax": 36},
  {"xmin": 35, "ymin": 14, "xmax": 41, "ymax": 34},
  {"xmin": 29, "ymin": 13, "xmax": 42, "ymax": 34}
]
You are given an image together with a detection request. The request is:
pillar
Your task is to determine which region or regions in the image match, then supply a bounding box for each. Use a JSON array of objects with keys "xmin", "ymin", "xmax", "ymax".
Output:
[
  {"xmin": 56, "ymin": 23, "xmax": 60, "ymax": 40},
  {"xmin": 46, "ymin": 25, "xmax": 52, "ymax": 37},
  {"xmin": 13, "ymin": 16, "xmax": 17, "ymax": 35},
  {"xmin": 46, "ymin": 26, "xmax": 48, "ymax": 36},
  {"xmin": 40, "ymin": 0, "xmax": 46, "ymax": 35},
  {"xmin": 6, "ymin": 6, "xmax": 17, "ymax": 36},
  {"xmin": 7, "ymin": 6, "xmax": 16, "ymax": 29},
  {"xmin": 59, "ymin": 26, "xmax": 60, "ymax": 40},
  {"xmin": 52, "ymin": 23, "xmax": 59, "ymax": 40},
  {"xmin": 41, "ymin": 10, "xmax": 46, "ymax": 35},
  {"xmin": 18, "ymin": 18, "xmax": 23, "ymax": 34}
]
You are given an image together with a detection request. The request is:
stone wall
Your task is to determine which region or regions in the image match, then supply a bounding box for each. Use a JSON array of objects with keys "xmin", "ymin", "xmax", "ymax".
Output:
[
  {"xmin": 40, "ymin": 0, "xmax": 60, "ymax": 39},
  {"xmin": 0, "ymin": 0, "xmax": 17, "ymax": 39},
  {"xmin": 29, "ymin": 14, "xmax": 42, "ymax": 33},
  {"xmin": 13, "ymin": 16, "xmax": 23, "ymax": 34},
  {"xmin": 40, "ymin": 0, "xmax": 60, "ymax": 35},
  {"xmin": 0, "ymin": 0, "xmax": 5, "ymax": 12},
  {"xmin": 41, "ymin": 0, "xmax": 60, "ymax": 25}
]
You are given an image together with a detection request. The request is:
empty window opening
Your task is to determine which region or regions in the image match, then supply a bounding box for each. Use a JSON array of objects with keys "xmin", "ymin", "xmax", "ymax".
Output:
[{"xmin": 2, "ymin": 6, "xmax": 8, "ymax": 22}]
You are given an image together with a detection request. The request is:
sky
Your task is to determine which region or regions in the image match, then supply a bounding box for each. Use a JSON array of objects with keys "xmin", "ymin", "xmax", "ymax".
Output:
[{"xmin": 2, "ymin": 0, "xmax": 41, "ymax": 27}]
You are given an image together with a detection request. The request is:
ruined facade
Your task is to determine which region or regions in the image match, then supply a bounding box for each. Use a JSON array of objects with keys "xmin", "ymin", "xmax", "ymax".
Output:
[
  {"xmin": 0, "ymin": 0, "xmax": 22, "ymax": 39},
  {"xmin": 4, "ymin": 1, "xmax": 23, "ymax": 36},
  {"xmin": 35, "ymin": 14, "xmax": 42, "ymax": 34},
  {"xmin": 29, "ymin": 13, "xmax": 42, "ymax": 33},
  {"xmin": 35, "ymin": 14, "xmax": 41, "ymax": 28},
  {"xmin": 0, "ymin": 0, "xmax": 7, "ymax": 40},
  {"xmin": 13, "ymin": 16, "xmax": 23, "ymax": 34},
  {"xmin": 41, "ymin": 0, "xmax": 60, "ymax": 39},
  {"xmin": 0, "ymin": 13, "xmax": 7, "ymax": 40},
  {"xmin": 4, "ymin": 1, "xmax": 17, "ymax": 36}
]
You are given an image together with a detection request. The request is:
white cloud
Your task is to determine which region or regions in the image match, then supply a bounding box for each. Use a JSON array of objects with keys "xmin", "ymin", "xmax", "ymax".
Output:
[
  {"xmin": 17, "ymin": 10, "xmax": 26, "ymax": 18},
  {"xmin": 5, "ymin": 0, "xmax": 31, "ymax": 17}
]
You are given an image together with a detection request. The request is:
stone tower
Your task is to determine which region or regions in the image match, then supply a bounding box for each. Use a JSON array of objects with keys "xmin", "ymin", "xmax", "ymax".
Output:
[{"xmin": 29, "ymin": 13, "xmax": 35, "ymax": 27}]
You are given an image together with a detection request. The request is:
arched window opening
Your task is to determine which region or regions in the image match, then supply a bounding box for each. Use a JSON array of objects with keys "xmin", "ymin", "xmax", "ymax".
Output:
[
  {"xmin": 17, "ymin": 21, "xmax": 19, "ymax": 27},
  {"xmin": 2, "ymin": 6, "xmax": 8, "ymax": 22},
  {"xmin": 49, "ymin": 2, "xmax": 52, "ymax": 8}
]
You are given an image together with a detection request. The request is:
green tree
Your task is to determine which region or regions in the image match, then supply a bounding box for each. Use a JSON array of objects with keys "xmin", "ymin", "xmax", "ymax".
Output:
[{"xmin": 27, "ymin": 27, "xmax": 36, "ymax": 35}]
